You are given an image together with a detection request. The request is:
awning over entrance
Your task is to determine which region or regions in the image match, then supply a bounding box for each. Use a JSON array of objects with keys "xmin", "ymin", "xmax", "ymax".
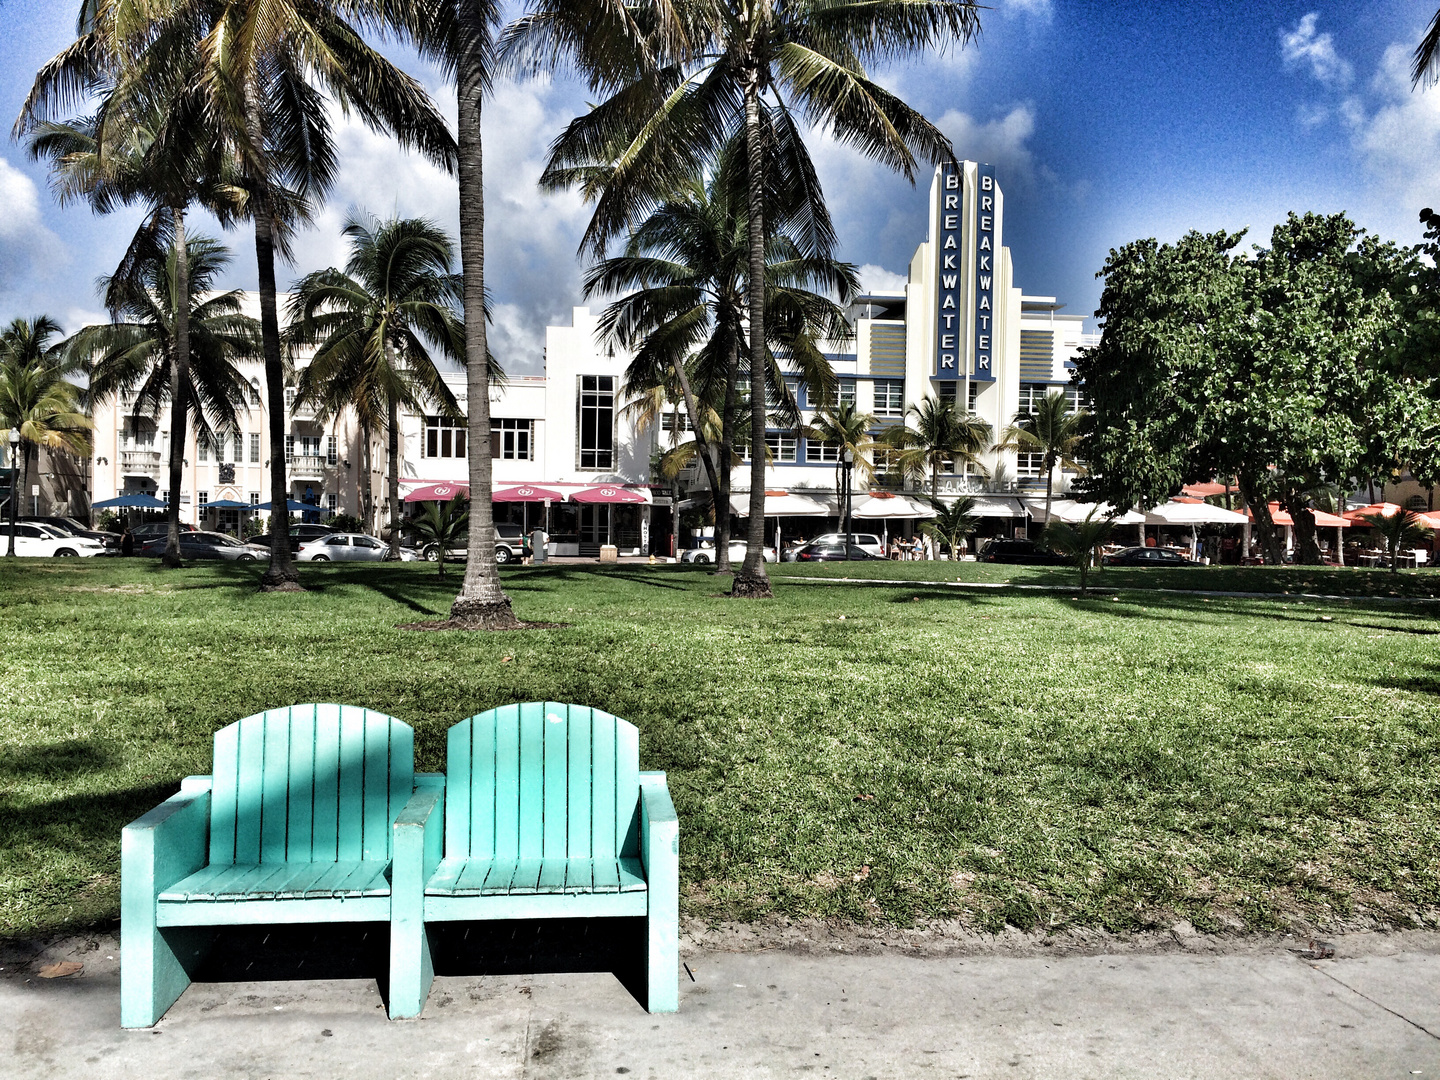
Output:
[
  {"xmin": 93, "ymin": 493, "xmax": 167, "ymax": 509},
  {"xmin": 404, "ymin": 483, "xmax": 467, "ymax": 503},
  {"xmin": 570, "ymin": 485, "xmax": 651, "ymax": 504},
  {"xmin": 957, "ymin": 495, "xmax": 1029, "ymax": 518},
  {"xmin": 729, "ymin": 490, "xmax": 836, "ymax": 517}
]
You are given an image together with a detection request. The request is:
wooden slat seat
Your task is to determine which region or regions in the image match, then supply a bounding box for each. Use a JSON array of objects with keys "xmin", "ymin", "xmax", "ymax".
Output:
[
  {"xmin": 424, "ymin": 856, "xmax": 647, "ymax": 896},
  {"xmin": 160, "ymin": 860, "xmax": 392, "ymax": 902}
]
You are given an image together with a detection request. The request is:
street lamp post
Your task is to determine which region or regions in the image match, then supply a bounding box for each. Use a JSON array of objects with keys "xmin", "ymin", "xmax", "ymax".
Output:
[
  {"xmin": 6, "ymin": 428, "xmax": 19, "ymax": 558},
  {"xmin": 841, "ymin": 448, "xmax": 854, "ymax": 562}
]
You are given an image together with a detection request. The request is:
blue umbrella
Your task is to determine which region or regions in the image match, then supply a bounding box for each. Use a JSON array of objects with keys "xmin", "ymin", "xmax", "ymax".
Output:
[
  {"xmin": 255, "ymin": 499, "xmax": 314, "ymax": 512},
  {"xmin": 93, "ymin": 493, "xmax": 167, "ymax": 509},
  {"xmin": 204, "ymin": 498, "xmax": 251, "ymax": 509}
]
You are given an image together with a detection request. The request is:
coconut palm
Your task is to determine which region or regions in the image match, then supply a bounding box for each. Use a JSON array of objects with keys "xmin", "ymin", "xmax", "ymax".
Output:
[
  {"xmin": 881, "ymin": 397, "xmax": 993, "ymax": 500},
  {"xmin": 514, "ymin": 0, "xmax": 982, "ymax": 597},
  {"xmin": 808, "ymin": 401, "xmax": 877, "ymax": 520},
  {"xmin": 920, "ymin": 494, "xmax": 979, "ymax": 560},
  {"xmin": 1041, "ymin": 507, "xmax": 1113, "ymax": 595},
  {"xmin": 1414, "ymin": 10, "xmax": 1440, "ymax": 87},
  {"xmin": 589, "ymin": 144, "xmax": 854, "ymax": 571},
  {"xmin": 24, "ymin": 0, "xmax": 458, "ymax": 589},
  {"xmin": 1359, "ymin": 508, "xmax": 1433, "ymax": 572},
  {"xmin": 68, "ymin": 236, "xmax": 260, "ymax": 563},
  {"xmin": 0, "ymin": 318, "xmax": 92, "ymax": 556},
  {"xmin": 404, "ymin": 498, "xmax": 469, "ymax": 578},
  {"xmin": 995, "ymin": 390, "xmax": 1086, "ymax": 526},
  {"xmin": 288, "ymin": 211, "xmax": 475, "ymax": 558}
]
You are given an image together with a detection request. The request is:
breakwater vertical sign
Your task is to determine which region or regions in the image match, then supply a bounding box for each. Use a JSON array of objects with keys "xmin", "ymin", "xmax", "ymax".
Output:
[
  {"xmin": 933, "ymin": 162, "xmax": 963, "ymax": 381},
  {"xmin": 973, "ymin": 162, "xmax": 996, "ymax": 382}
]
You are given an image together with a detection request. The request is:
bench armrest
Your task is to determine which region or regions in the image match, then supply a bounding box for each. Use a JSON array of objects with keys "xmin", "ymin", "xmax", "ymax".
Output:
[
  {"xmin": 639, "ymin": 770, "xmax": 678, "ymax": 888},
  {"xmin": 393, "ymin": 781, "xmax": 445, "ymax": 891},
  {"xmin": 122, "ymin": 777, "xmax": 213, "ymax": 908}
]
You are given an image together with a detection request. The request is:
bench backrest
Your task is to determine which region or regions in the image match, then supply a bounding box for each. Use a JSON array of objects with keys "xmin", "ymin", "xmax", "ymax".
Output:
[
  {"xmin": 445, "ymin": 702, "xmax": 640, "ymax": 860},
  {"xmin": 208, "ymin": 704, "xmax": 415, "ymax": 865}
]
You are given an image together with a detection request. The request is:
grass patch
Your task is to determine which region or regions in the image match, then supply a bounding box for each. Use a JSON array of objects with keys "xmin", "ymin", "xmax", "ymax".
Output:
[{"xmin": 2, "ymin": 557, "xmax": 1438, "ymax": 939}]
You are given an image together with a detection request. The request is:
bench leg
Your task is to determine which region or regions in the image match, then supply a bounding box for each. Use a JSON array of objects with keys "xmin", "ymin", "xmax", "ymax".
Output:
[
  {"xmin": 646, "ymin": 906, "xmax": 678, "ymax": 1013},
  {"xmin": 121, "ymin": 921, "xmax": 214, "ymax": 1028},
  {"xmin": 388, "ymin": 902, "xmax": 433, "ymax": 1019}
]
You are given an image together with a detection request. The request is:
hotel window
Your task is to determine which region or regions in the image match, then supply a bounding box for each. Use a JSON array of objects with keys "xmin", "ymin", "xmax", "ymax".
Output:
[
  {"xmin": 249, "ymin": 379, "xmax": 261, "ymax": 405},
  {"xmin": 811, "ymin": 439, "xmax": 843, "ymax": 464},
  {"xmin": 1016, "ymin": 452, "xmax": 1045, "ymax": 479},
  {"xmin": 249, "ymin": 433, "xmax": 260, "ymax": 463},
  {"xmin": 326, "ymin": 435, "xmax": 337, "ymax": 465},
  {"xmin": 735, "ymin": 376, "xmax": 786, "ymax": 409},
  {"xmin": 874, "ymin": 380, "xmax": 904, "ymax": 416},
  {"xmin": 661, "ymin": 411, "xmax": 692, "ymax": 433},
  {"xmin": 936, "ymin": 381, "xmax": 958, "ymax": 407},
  {"xmin": 741, "ymin": 434, "xmax": 797, "ymax": 462},
  {"xmin": 490, "ymin": 418, "xmax": 533, "ymax": 460},
  {"xmin": 967, "ymin": 380, "xmax": 979, "ymax": 414},
  {"xmin": 1018, "ymin": 383, "xmax": 1047, "ymax": 415},
  {"xmin": 1064, "ymin": 386, "xmax": 1087, "ymax": 413},
  {"xmin": 285, "ymin": 387, "xmax": 297, "ymax": 412},
  {"xmin": 197, "ymin": 434, "xmax": 209, "ymax": 462},
  {"xmin": 325, "ymin": 493, "xmax": 338, "ymax": 512},
  {"xmin": 249, "ymin": 492, "xmax": 260, "ymax": 507},
  {"xmin": 813, "ymin": 382, "xmax": 856, "ymax": 410},
  {"xmin": 198, "ymin": 491, "xmax": 209, "ymax": 509},
  {"xmin": 423, "ymin": 416, "xmax": 468, "ymax": 458},
  {"xmin": 160, "ymin": 489, "xmax": 169, "ymax": 504},
  {"xmin": 578, "ymin": 375, "xmax": 615, "ymax": 469},
  {"xmin": 285, "ymin": 434, "xmax": 294, "ymax": 461},
  {"xmin": 232, "ymin": 430, "xmax": 243, "ymax": 463}
]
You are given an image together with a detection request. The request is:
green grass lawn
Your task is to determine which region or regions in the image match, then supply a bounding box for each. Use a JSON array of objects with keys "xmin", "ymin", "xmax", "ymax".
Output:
[{"xmin": 1, "ymin": 557, "xmax": 1437, "ymax": 941}]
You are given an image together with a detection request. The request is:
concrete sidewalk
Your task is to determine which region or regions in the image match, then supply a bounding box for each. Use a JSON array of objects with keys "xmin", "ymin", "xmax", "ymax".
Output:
[{"xmin": 5, "ymin": 930, "xmax": 1439, "ymax": 1079}]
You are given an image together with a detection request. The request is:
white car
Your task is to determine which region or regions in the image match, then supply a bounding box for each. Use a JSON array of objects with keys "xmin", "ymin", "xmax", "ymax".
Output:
[
  {"xmin": 7, "ymin": 522, "xmax": 106, "ymax": 557},
  {"xmin": 296, "ymin": 533, "xmax": 394, "ymax": 562},
  {"xmin": 782, "ymin": 532, "xmax": 885, "ymax": 560},
  {"xmin": 682, "ymin": 541, "xmax": 776, "ymax": 564}
]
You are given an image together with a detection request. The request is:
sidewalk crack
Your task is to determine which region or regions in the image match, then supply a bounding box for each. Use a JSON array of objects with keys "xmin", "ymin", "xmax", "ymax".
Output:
[{"xmin": 1305, "ymin": 962, "xmax": 1440, "ymax": 1042}]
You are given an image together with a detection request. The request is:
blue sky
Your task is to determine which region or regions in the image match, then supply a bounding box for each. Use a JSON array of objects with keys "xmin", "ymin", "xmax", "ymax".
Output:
[{"xmin": 1, "ymin": 1, "xmax": 1437, "ymax": 373}]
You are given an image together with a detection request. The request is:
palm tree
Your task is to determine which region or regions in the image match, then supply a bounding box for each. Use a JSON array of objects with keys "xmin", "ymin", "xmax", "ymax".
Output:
[
  {"xmin": 404, "ymin": 498, "xmax": 469, "ymax": 578},
  {"xmin": 288, "ymin": 211, "xmax": 474, "ymax": 558},
  {"xmin": 515, "ymin": 0, "xmax": 982, "ymax": 597},
  {"xmin": 588, "ymin": 145, "xmax": 854, "ymax": 571},
  {"xmin": 1042, "ymin": 508, "xmax": 1113, "ymax": 595},
  {"xmin": 809, "ymin": 401, "xmax": 877, "ymax": 523},
  {"xmin": 0, "ymin": 318, "xmax": 92, "ymax": 556},
  {"xmin": 921, "ymin": 495, "xmax": 980, "ymax": 560},
  {"xmin": 1359, "ymin": 509, "xmax": 1432, "ymax": 572},
  {"xmin": 24, "ymin": 0, "xmax": 459, "ymax": 589},
  {"xmin": 68, "ymin": 236, "xmax": 260, "ymax": 562},
  {"xmin": 995, "ymin": 390, "xmax": 1086, "ymax": 526},
  {"xmin": 1414, "ymin": 10, "xmax": 1440, "ymax": 87},
  {"xmin": 881, "ymin": 397, "xmax": 993, "ymax": 501}
]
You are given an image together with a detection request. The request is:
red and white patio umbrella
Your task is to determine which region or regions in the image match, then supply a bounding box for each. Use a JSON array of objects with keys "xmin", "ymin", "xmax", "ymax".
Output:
[
  {"xmin": 493, "ymin": 484, "xmax": 565, "ymax": 503},
  {"xmin": 569, "ymin": 485, "xmax": 650, "ymax": 504},
  {"xmin": 403, "ymin": 482, "xmax": 468, "ymax": 503}
]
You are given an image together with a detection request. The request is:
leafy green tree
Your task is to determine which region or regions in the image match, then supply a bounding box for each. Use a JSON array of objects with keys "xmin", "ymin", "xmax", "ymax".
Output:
[
  {"xmin": 1359, "ymin": 509, "xmax": 1432, "ymax": 572},
  {"xmin": 921, "ymin": 494, "xmax": 979, "ymax": 560},
  {"xmin": 1041, "ymin": 509, "xmax": 1113, "ymax": 596},
  {"xmin": 881, "ymin": 396, "xmax": 992, "ymax": 500},
  {"xmin": 69, "ymin": 235, "xmax": 260, "ymax": 563},
  {"xmin": 404, "ymin": 498, "xmax": 470, "ymax": 578},
  {"xmin": 517, "ymin": 0, "xmax": 982, "ymax": 597},
  {"xmin": 0, "ymin": 318, "xmax": 92, "ymax": 556},
  {"xmin": 288, "ymin": 211, "xmax": 474, "ymax": 558},
  {"xmin": 995, "ymin": 390, "xmax": 1085, "ymax": 525}
]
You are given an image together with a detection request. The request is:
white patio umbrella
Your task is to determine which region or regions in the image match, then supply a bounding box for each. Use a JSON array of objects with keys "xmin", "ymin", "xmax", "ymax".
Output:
[
  {"xmin": 1145, "ymin": 501, "xmax": 1249, "ymax": 560},
  {"xmin": 1027, "ymin": 498, "xmax": 1146, "ymax": 524},
  {"xmin": 851, "ymin": 493, "xmax": 938, "ymax": 554},
  {"xmin": 730, "ymin": 490, "xmax": 835, "ymax": 559}
]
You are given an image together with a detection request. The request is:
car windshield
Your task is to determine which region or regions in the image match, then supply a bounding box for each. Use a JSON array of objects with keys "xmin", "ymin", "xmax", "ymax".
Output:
[{"xmin": 33, "ymin": 523, "xmax": 68, "ymax": 538}]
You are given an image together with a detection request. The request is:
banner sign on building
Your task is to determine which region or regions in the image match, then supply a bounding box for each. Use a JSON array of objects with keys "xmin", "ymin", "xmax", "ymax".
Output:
[
  {"xmin": 933, "ymin": 162, "xmax": 963, "ymax": 381},
  {"xmin": 972, "ymin": 162, "xmax": 996, "ymax": 383}
]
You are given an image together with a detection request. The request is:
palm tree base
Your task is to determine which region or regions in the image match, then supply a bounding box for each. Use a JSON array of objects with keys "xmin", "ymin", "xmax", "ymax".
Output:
[
  {"xmin": 259, "ymin": 569, "xmax": 305, "ymax": 592},
  {"xmin": 730, "ymin": 572, "xmax": 773, "ymax": 599},
  {"xmin": 161, "ymin": 553, "xmax": 183, "ymax": 569},
  {"xmin": 447, "ymin": 596, "xmax": 522, "ymax": 629}
]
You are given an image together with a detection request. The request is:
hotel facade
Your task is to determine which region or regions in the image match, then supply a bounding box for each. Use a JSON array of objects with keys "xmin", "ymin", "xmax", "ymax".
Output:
[{"xmin": 73, "ymin": 161, "xmax": 1111, "ymax": 552}]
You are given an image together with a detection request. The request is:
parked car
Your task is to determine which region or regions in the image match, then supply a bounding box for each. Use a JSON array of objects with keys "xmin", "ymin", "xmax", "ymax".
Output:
[
  {"xmin": 296, "ymin": 533, "xmax": 395, "ymax": 562},
  {"xmin": 782, "ymin": 532, "xmax": 885, "ymax": 560},
  {"xmin": 20, "ymin": 516, "xmax": 120, "ymax": 550},
  {"xmin": 129, "ymin": 522, "xmax": 196, "ymax": 544},
  {"xmin": 681, "ymin": 541, "xmax": 776, "ymax": 564},
  {"xmin": 1101, "ymin": 546, "xmax": 1195, "ymax": 567},
  {"xmin": 7, "ymin": 522, "xmax": 107, "ymax": 557},
  {"xmin": 976, "ymin": 538, "xmax": 1070, "ymax": 565},
  {"xmin": 247, "ymin": 524, "xmax": 337, "ymax": 549},
  {"xmin": 792, "ymin": 540, "xmax": 881, "ymax": 562},
  {"xmin": 139, "ymin": 531, "xmax": 262, "ymax": 561},
  {"xmin": 419, "ymin": 522, "xmax": 526, "ymax": 564}
]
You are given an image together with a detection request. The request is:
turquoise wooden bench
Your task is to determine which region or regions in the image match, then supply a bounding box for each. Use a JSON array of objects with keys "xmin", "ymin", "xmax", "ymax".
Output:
[
  {"xmin": 120, "ymin": 704, "xmax": 441, "ymax": 1027},
  {"xmin": 388, "ymin": 702, "xmax": 678, "ymax": 1017}
]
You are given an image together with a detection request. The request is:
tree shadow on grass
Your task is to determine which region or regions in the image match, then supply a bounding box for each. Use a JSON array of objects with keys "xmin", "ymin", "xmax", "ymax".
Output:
[{"xmin": 0, "ymin": 739, "xmax": 117, "ymax": 782}]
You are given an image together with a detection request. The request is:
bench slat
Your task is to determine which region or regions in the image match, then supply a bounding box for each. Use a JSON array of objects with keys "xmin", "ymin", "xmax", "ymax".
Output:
[
  {"xmin": 311, "ymin": 705, "xmax": 342, "ymax": 861},
  {"xmin": 424, "ymin": 858, "xmax": 648, "ymax": 897},
  {"xmin": 617, "ymin": 856, "xmax": 647, "ymax": 893},
  {"xmin": 494, "ymin": 705, "xmax": 520, "ymax": 861},
  {"xmin": 542, "ymin": 704, "xmax": 569, "ymax": 858},
  {"xmin": 518, "ymin": 704, "xmax": 544, "ymax": 859},
  {"xmin": 159, "ymin": 860, "xmax": 392, "ymax": 901},
  {"xmin": 286, "ymin": 706, "xmax": 315, "ymax": 860},
  {"xmin": 567, "ymin": 705, "xmax": 593, "ymax": 859}
]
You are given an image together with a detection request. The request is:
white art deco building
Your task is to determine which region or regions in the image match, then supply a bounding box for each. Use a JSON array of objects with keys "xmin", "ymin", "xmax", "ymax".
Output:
[{"xmin": 82, "ymin": 161, "xmax": 1098, "ymax": 552}]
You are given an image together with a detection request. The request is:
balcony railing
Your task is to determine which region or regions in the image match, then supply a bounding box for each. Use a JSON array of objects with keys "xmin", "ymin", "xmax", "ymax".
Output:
[
  {"xmin": 285, "ymin": 453, "xmax": 331, "ymax": 478},
  {"xmin": 120, "ymin": 449, "xmax": 162, "ymax": 476}
]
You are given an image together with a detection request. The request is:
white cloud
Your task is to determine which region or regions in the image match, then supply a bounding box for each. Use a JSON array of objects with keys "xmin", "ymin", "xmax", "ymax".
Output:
[
  {"xmin": 1281, "ymin": 13, "xmax": 1353, "ymax": 88},
  {"xmin": 998, "ymin": 0, "xmax": 1052, "ymax": 18},
  {"xmin": 936, "ymin": 105, "xmax": 1039, "ymax": 188},
  {"xmin": 0, "ymin": 157, "xmax": 66, "ymax": 296},
  {"xmin": 1346, "ymin": 43, "xmax": 1440, "ymax": 222},
  {"xmin": 856, "ymin": 264, "xmax": 907, "ymax": 292}
]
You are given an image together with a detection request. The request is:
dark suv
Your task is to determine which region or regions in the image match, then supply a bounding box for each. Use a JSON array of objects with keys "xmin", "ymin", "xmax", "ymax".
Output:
[{"xmin": 976, "ymin": 538, "xmax": 1070, "ymax": 565}]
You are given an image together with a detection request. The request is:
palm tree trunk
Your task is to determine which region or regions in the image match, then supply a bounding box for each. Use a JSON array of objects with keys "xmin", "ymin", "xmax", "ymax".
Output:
[
  {"xmin": 246, "ymin": 91, "xmax": 301, "ymax": 592},
  {"xmin": 1044, "ymin": 463, "xmax": 1055, "ymax": 528},
  {"xmin": 671, "ymin": 358, "xmax": 724, "ymax": 569},
  {"xmin": 733, "ymin": 66, "xmax": 772, "ymax": 599},
  {"xmin": 450, "ymin": 6, "xmax": 516, "ymax": 627},
  {"xmin": 386, "ymin": 391, "xmax": 401, "ymax": 559},
  {"xmin": 360, "ymin": 418, "xmax": 374, "ymax": 533},
  {"xmin": 716, "ymin": 331, "xmax": 739, "ymax": 570},
  {"xmin": 163, "ymin": 207, "xmax": 189, "ymax": 569},
  {"xmin": 20, "ymin": 441, "xmax": 32, "ymax": 521}
]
